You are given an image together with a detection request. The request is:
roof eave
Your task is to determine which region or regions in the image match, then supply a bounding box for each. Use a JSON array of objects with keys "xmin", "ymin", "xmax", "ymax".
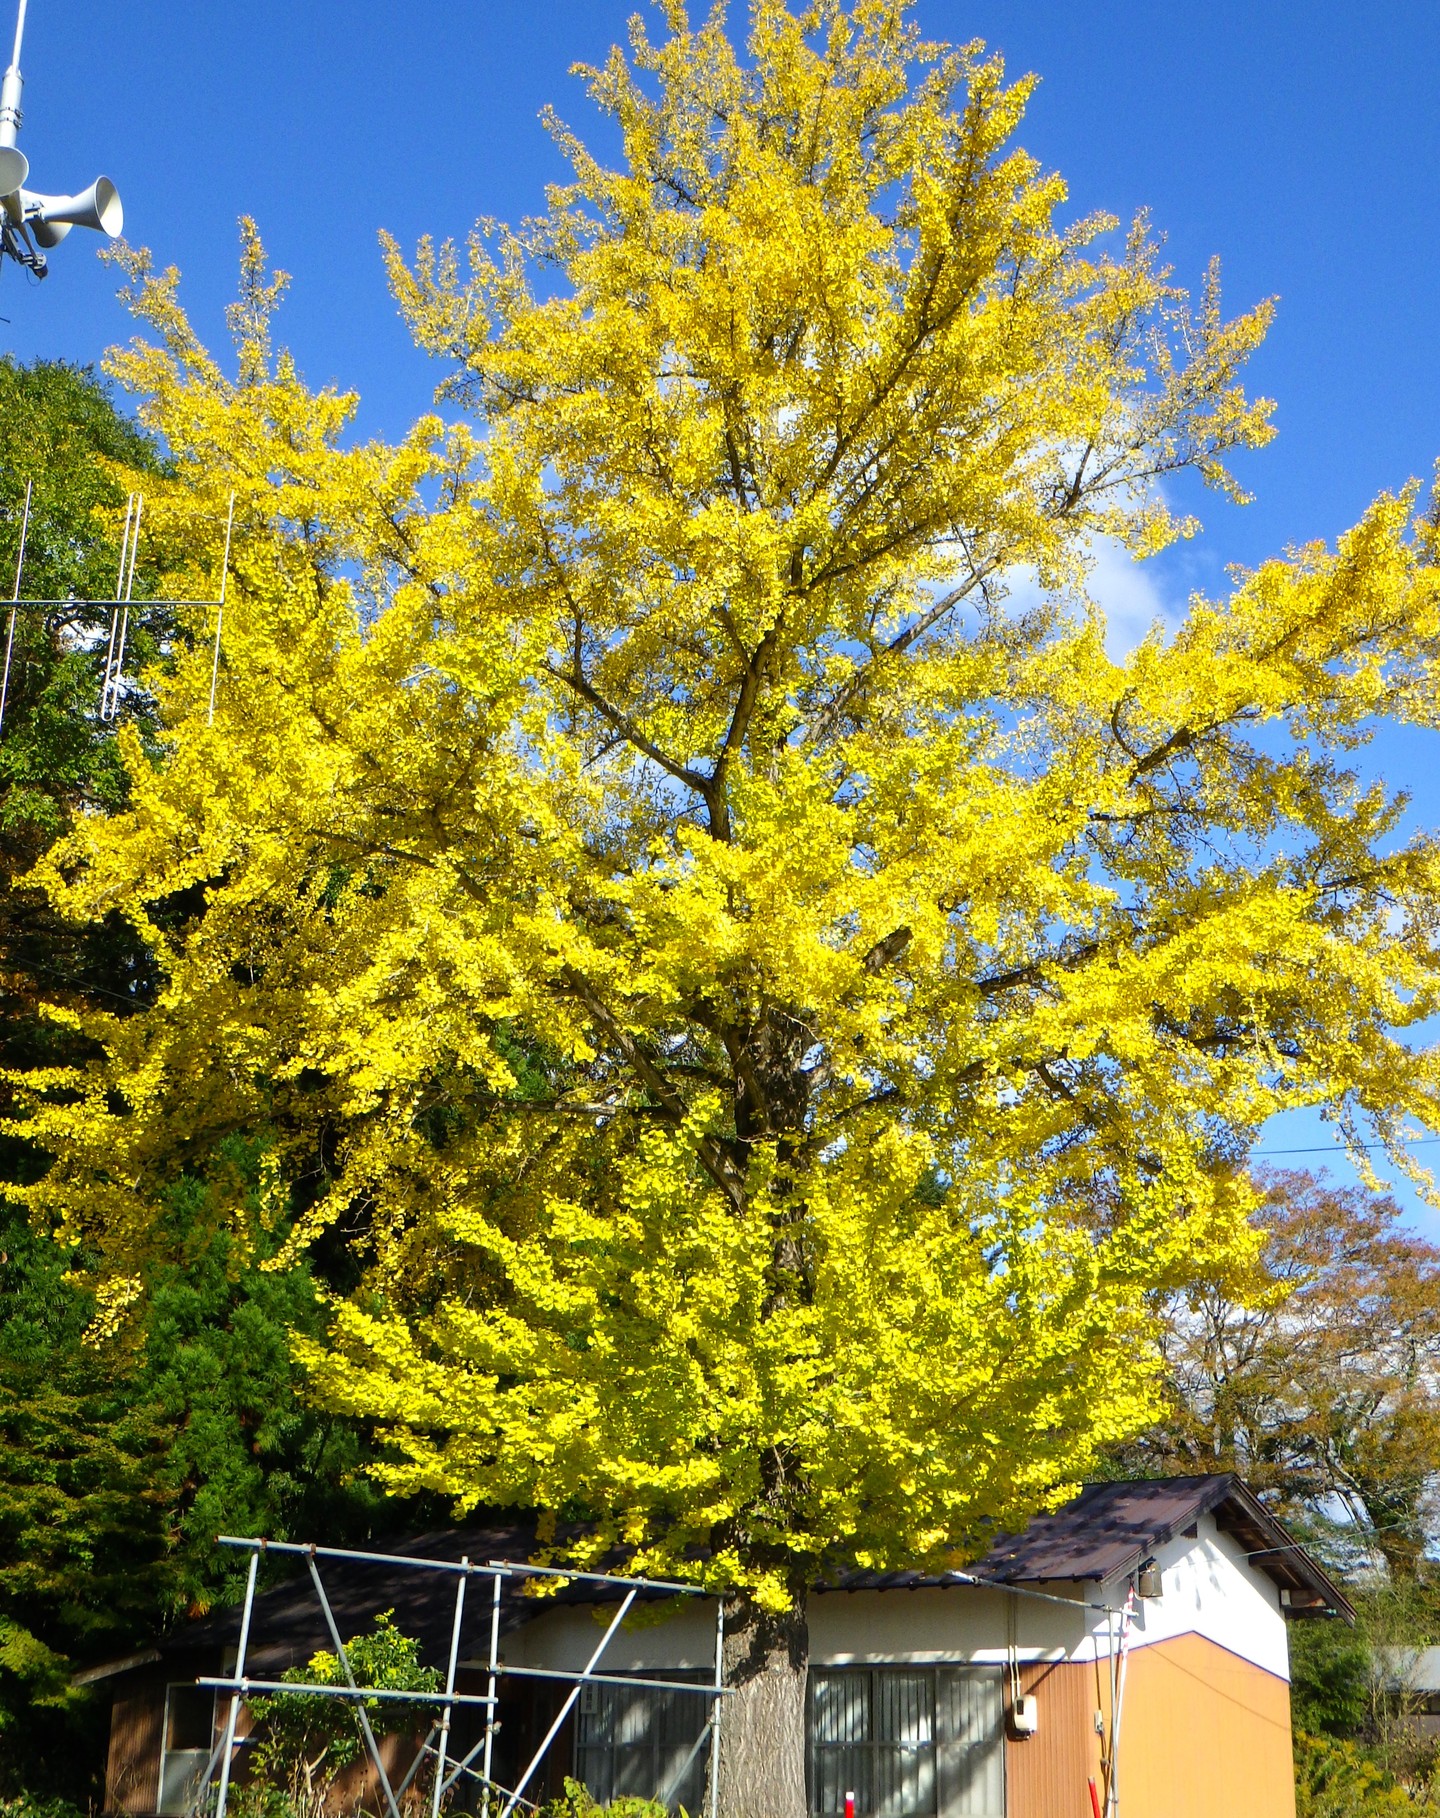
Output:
[{"xmin": 1208, "ymin": 1478, "xmax": 1357, "ymax": 1626}]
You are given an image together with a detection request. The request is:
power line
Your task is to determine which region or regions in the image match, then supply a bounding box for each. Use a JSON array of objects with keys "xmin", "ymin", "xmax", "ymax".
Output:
[
  {"xmin": 4, "ymin": 953, "xmax": 151, "ymax": 1008},
  {"xmin": 1254, "ymin": 1139, "xmax": 1440, "ymax": 1157}
]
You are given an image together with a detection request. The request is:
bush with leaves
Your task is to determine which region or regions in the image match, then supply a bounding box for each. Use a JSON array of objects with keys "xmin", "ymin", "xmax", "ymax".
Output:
[
  {"xmin": 1292, "ymin": 1620, "xmax": 1375, "ymax": 1741},
  {"xmin": 0, "ymin": 1798, "xmax": 89, "ymax": 1818},
  {"xmin": 1294, "ymin": 1732, "xmax": 1434, "ymax": 1818},
  {"xmin": 241, "ymin": 1613, "xmax": 438, "ymax": 1818},
  {"xmin": 539, "ymin": 1782, "xmax": 671, "ymax": 1818}
]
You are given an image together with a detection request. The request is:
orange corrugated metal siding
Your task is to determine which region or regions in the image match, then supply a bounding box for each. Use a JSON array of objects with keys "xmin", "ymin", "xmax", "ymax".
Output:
[
  {"xmin": 1004, "ymin": 1658, "xmax": 1102, "ymax": 1818},
  {"xmin": 1111, "ymin": 1633, "xmax": 1295, "ymax": 1818}
]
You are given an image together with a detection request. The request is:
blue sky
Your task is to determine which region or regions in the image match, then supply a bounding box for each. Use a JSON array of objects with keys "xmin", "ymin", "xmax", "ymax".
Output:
[{"xmin": 4, "ymin": 0, "xmax": 1439, "ymax": 1223}]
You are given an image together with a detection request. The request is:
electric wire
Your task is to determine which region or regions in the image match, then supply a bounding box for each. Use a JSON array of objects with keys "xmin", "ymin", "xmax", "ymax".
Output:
[{"xmin": 1254, "ymin": 1138, "xmax": 1440, "ymax": 1157}]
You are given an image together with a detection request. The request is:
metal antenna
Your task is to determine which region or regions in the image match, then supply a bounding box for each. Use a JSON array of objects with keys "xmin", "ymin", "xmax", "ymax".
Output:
[
  {"xmin": 0, "ymin": 474, "xmax": 32, "ymax": 735},
  {"xmin": 3, "ymin": 495, "xmax": 241, "ymax": 737},
  {"xmin": 207, "ymin": 492, "xmax": 236, "ymax": 724},
  {"xmin": 0, "ymin": 0, "xmax": 29, "ymax": 196},
  {"xmin": 100, "ymin": 493, "xmax": 135, "ymax": 721},
  {"xmin": 102, "ymin": 493, "xmax": 142, "ymax": 721}
]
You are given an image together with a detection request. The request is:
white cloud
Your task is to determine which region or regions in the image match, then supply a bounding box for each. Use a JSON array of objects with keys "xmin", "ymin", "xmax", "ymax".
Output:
[
  {"xmin": 999, "ymin": 534, "xmax": 1184, "ymax": 663},
  {"xmin": 1087, "ymin": 535, "xmax": 1185, "ymax": 661}
]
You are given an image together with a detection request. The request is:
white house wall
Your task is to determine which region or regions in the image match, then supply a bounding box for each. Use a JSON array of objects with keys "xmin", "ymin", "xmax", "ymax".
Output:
[
  {"xmin": 1118, "ymin": 1514, "xmax": 1290, "ymax": 1681},
  {"xmin": 809, "ymin": 1584, "xmax": 1094, "ymax": 1667},
  {"xmin": 485, "ymin": 1514, "xmax": 1289, "ymax": 1685},
  {"xmin": 494, "ymin": 1599, "xmax": 720, "ymax": 1675}
]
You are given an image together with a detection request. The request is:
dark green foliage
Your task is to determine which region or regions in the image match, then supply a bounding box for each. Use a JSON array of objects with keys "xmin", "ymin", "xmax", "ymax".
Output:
[
  {"xmin": 0, "ymin": 1167, "xmax": 394, "ymax": 1799},
  {"xmin": 0, "ymin": 356, "xmax": 170, "ymax": 850},
  {"xmin": 0, "ymin": 1198, "xmax": 172, "ymax": 1796},
  {"xmin": 0, "ymin": 1798, "xmax": 93, "ymax": 1818},
  {"xmin": 0, "ymin": 363, "xmax": 402, "ymax": 1801},
  {"xmin": 0, "ymin": 366, "xmax": 186, "ymax": 1799},
  {"xmin": 141, "ymin": 1164, "xmax": 390, "ymax": 1610},
  {"xmin": 1288, "ymin": 1584, "xmax": 1440, "ymax": 1808},
  {"xmin": 1291, "ymin": 1619, "xmax": 1373, "ymax": 1739}
]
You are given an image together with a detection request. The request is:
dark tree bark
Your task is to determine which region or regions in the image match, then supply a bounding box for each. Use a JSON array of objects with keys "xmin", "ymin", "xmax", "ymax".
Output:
[{"xmin": 712, "ymin": 1593, "xmax": 809, "ymax": 1818}]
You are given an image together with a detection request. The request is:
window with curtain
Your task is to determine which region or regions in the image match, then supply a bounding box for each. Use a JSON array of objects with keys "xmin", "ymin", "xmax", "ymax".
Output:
[
  {"xmin": 574, "ymin": 1674, "xmax": 712, "ymax": 1814},
  {"xmin": 809, "ymin": 1667, "xmax": 1005, "ymax": 1818}
]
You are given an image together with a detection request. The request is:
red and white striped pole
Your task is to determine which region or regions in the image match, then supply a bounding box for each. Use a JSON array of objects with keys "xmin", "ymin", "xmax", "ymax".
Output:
[{"xmin": 844, "ymin": 1793, "xmax": 856, "ymax": 1818}]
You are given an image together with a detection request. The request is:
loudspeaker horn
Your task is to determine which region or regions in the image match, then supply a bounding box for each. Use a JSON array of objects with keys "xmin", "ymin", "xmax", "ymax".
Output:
[
  {"xmin": 0, "ymin": 143, "xmax": 25, "ymax": 197},
  {"xmin": 24, "ymin": 174, "xmax": 121, "ymax": 247}
]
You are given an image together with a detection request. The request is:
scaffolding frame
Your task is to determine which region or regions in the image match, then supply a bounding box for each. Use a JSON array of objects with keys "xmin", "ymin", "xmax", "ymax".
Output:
[
  {"xmin": 187, "ymin": 1535, "xmax": 728, "ymax": 1818},
  {"xmin": 0, "ymin": 484, "xmax": 236, "ymax": 736}
]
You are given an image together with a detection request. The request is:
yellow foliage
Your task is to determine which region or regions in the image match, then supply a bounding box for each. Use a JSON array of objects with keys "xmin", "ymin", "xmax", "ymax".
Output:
[{"xmin": 11, "ymin": 1, "xmax": 1440, "ymax": 1606}]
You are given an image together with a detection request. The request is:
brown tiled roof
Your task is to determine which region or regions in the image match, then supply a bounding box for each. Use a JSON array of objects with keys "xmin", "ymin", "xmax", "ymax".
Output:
[{"xmin": 957, "ymin": 1473, "xmax": 1353, "ymax": 1618}]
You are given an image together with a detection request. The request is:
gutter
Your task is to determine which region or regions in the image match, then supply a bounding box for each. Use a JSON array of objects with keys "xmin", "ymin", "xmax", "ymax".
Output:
[{"xmin": 71, "ymin": 1647, "xmax": 162, "ymax": 1687}]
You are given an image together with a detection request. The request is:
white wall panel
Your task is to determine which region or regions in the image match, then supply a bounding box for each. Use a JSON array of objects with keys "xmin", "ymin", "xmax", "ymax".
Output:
[{"xmin": 485, "ymin": 1515, "xmax": 1291, "ymax": 1685}]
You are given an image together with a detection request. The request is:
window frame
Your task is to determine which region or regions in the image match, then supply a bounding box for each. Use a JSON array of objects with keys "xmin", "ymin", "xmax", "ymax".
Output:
[
  {"xmin": 572, "ymin": 1669, "xmax": 712, "ymax": 1814},
  {"xmin": 806, "ymin": 1662, "xmax": 1006, "ymax": 1818},
  {"xmin": 157, "ymin": 1681, "xmax": 218, "ymax": 1816}
]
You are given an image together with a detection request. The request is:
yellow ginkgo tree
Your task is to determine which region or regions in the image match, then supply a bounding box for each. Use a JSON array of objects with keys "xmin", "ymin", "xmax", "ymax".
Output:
[{"xmin": 13, "ymin": 3, "xmax": 1440, "ymax": 1811}]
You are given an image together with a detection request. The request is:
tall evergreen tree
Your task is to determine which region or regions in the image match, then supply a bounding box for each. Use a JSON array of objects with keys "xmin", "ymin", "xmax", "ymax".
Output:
[{"xmin": 0, "ymin": 362, "xmax": 393, "ymax": 1801}]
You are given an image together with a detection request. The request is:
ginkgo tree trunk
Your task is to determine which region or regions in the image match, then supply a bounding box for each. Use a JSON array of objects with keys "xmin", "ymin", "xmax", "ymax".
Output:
[{"xmin": 14, "ymin": 5, "xmax": 1440, "ymax": 1816}]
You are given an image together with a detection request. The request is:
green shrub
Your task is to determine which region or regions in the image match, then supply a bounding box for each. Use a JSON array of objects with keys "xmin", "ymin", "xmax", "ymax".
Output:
[
  {"xmin": 1294, "ymin": 1731, "xmax": 1426, "ymax": 1817},
  {"xmin": 0, "ymin": 1799, "xmax": 90, "ymax": 1818},
  {"xmin": 1291, "ymin": 1620, "xmax": 1373, "ymax": 1740},
  {"xmin": 539, "ymin": 1781, "xmax": 673, "ymax": 1818},
  {"xmin": 243, "ymin": 1612, "xmax": 438, "ymax": 1814}
]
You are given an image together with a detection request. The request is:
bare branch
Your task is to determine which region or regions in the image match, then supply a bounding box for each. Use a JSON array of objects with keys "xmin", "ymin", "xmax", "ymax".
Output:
[{"xmin": 557, "ymin": 964, "xmax": 747, "ymax": 1210}]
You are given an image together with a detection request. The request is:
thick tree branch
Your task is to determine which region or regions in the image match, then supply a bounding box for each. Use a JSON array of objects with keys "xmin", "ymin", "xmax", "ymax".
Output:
[
  {"xmin": 1129, "ymin": 724, "xmax": 1195, "ymax": 781},
  {"xmin": 558, "ymin": 964, "xmax": 747, "ymax": 1210},
  {"xmin": 543, "ymin": 660, "xmax": 713, "ymax": 801},
  {"xmin": 862, "ymin": 924, "xmax": 913, "ymax": 975}
]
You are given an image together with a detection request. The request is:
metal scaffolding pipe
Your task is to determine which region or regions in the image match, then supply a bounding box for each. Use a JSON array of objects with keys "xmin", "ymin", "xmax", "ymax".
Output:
[
  {"xmin": 500, "ymin": 1587, "xmax": 639, "ymax": 1818},
  {"xmin": 200, "ymin": 1677, "xmax": 498, "ymax": 1710},
  {"xmin": 709, "ymin": 1593, "xmax": 725, "ymax": 1818},
  {"xmin": 0, "ymin": 475, "xmax": 32, "ymax": 735},
  {"xmin": 212, "ymin": 1550, "xmax": 259, "ymax": 1818},
  {"xmin": 198, "ymin": 1535, "xmax": 733, "ymax": 1818},
  {"xmin": 489, "ymin": 1662, "xmax": 729, "ymax": 1696},
  {"xmin": 432, "ymin": 1557, "xmax": 469, "ymax": 1818},
  {"xmin": 480, "ymin": 1566, "xmax": 502, "ymax": 1818},
  {"xmin": 307, "ymin": 1554, "xmax": 403, "ymax": 1818},
  {"xmin": 215, "ymin": 1533, "xmax": 712, "ymax": 1597}
]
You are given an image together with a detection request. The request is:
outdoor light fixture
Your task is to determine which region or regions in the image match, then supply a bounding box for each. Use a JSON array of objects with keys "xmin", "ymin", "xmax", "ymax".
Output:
[{"xmin": 0, "ymin": 0, "xmax": 123, "ymax": 279}]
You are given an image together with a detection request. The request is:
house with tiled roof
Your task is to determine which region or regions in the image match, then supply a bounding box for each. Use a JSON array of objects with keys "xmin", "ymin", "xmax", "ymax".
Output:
[{"xmin": 85, "ymin": 1474, "xmax": 1347, "ymax": 1818}]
